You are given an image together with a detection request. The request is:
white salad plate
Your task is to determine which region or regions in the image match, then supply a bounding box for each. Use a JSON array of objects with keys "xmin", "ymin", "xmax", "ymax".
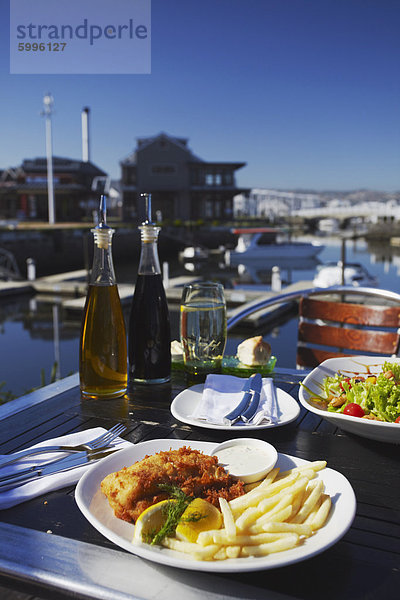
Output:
[
  {"xmin": 75, "ymin": 438, "xmax": 356, "ymax": 573},
  {"xmin": 299, "ymin": 356, "xmax": 400, "ymax": 444},
  {"xmin": 170, "ymin": 384, "xmax": 300, "ymax": 430}
]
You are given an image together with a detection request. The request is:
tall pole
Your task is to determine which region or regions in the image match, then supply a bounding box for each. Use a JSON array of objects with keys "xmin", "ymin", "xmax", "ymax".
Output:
[
  {"xmin": 42, "ymin": 93, "xmax": 55, "ymax": 224},
  {"xmin": 81, "ymin": 107, "xmax": 90, "ymax": 162}
]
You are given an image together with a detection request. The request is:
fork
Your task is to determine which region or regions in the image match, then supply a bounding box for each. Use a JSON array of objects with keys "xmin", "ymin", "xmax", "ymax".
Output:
[
  {"xmin": 0, "ymin": 447, "xmax": 121, "ymax": 490},
  {"xmin": 0, "ymin": 423, "xmax": 126, "ymax": 469}
]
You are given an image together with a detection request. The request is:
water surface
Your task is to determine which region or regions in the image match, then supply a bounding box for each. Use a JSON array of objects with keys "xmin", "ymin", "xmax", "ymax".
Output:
[{"xmin": 1, "ymin": 236, "xmax": 398, "ymax": 399}]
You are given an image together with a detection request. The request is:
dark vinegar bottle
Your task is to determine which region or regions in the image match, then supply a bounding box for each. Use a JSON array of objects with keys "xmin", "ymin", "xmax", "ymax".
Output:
[{"xmin": 128, "ymin": 194, "xmax": 171, "ymax": 385}]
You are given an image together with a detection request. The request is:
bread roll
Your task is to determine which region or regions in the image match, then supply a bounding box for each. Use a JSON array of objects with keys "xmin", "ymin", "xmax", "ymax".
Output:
[
  {"xmin": 236, "ymin": 336, "xmax": 271, "ymax": 366},
  {"xmin": 171, "ymin": 340, "xmax": 183, "ymax": 358}
]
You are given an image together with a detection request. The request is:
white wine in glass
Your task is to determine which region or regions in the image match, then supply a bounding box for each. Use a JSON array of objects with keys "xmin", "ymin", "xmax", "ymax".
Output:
[{"xmin": 180, "ymin": 282, "xmax": 227, "ymax": 375}]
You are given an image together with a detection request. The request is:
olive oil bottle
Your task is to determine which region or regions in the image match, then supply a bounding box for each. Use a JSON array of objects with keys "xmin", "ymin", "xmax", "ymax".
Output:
[{"xmin": 79, "ymin": 195, "xmax": 127, "ymax": 399}]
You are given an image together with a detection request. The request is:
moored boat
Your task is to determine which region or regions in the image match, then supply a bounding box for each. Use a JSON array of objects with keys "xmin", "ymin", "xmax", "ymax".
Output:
[
  {"xmin": 179, "ymin": 246, "xmax": 209, "ymax": 260},
  {"xmin": 313, "ymin": 261, "xmax": 378, "ymax": 288},
  {"xmin": 227, "ymin": 228, "xmax": 324, "ymax": 263}
]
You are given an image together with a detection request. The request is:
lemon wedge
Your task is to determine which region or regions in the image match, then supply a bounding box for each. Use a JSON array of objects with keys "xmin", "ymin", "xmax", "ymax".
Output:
[
  {"xmin": 175, "ymin": 498, "xmax": 222, "ymax": 543},
  {"xmin": 133, "ymin": 499, "xmax": 176, "ymax": 543}
]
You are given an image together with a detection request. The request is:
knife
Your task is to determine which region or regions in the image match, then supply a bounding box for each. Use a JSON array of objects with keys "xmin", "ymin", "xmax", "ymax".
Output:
[
  {"xmin": 241, "ymin": 373, "xmax": 263, "ymax": 423},
  {"xmin": 0, "ymin": 448, "xmax": 118, "ymax": 491},
  {"xmin": 223, "ymin": 374, "xmax": 260, "ymax": 425}
]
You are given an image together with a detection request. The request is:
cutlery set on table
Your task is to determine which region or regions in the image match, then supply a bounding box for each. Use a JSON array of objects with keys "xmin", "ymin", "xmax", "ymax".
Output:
[
  {"xmin": 0, "ymin": 423, "xmax": 127, "ymax": 495},
  {"xmin": 223, "ymin": 373, "xmax": 264, "ymax": 424}
]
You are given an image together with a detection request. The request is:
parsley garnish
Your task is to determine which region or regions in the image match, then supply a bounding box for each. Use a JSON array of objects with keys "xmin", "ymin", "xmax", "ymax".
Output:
[{"xmin": 148, "ymin": 484, "xmax": 205, "ymax": 546}]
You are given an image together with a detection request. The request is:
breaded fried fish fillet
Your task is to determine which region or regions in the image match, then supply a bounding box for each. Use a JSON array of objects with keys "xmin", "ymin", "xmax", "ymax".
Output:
[{"xmin": 101, "ymin": 446, "xmax": 244, "ymax": 522}]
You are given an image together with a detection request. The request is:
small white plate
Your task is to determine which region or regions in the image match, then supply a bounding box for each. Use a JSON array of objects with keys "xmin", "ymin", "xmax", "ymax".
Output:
[
  {"xmin": 75, "ymin": 439, "xmax": 356, "ymax": 573},
  {"xmin": 298, "ymin": 356, "xmax": 400, "ymax": 444},
  {"xmin": 170, "ymin": 384, "xmax": 300, "ymax": 430}
]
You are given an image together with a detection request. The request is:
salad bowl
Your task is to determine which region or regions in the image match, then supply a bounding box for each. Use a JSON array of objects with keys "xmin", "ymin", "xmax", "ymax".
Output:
[{"xmin": 298, "ymin": 356, "xmax": 400, "ymax": 444}]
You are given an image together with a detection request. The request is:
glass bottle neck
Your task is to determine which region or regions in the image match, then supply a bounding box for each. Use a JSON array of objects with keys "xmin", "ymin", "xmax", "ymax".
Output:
[
  {"xmin": 90, "ymin": 229, "xmax": 116, "ymax": 285},
  {"xmin": 138, "ymin": 224, "xmax": 161, "ymax": 275}
]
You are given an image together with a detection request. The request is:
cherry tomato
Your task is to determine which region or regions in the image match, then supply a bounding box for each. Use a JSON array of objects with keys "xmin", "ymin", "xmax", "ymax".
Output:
[
  {"xmin": 343, "ymin": 403, "xmax": 365, "ymax": 418},
  {"xmin": 395, "ymin": 416, "xmax": 400, "ymax": 423}
]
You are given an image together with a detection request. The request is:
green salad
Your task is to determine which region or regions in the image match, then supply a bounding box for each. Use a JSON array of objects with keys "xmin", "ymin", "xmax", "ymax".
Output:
[{"xmin": 311, "ymin": 361, "xmax": 400, "ymax": 422}]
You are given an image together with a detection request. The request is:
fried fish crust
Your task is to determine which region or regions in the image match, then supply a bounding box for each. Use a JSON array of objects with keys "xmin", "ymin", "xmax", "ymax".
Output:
[{"xmin": 101, "ymin": 446, "xmax": 245, "ymax": 523}]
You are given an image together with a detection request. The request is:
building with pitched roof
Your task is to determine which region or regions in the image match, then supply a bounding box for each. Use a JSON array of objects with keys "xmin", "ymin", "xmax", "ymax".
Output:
[
  {"xmin": 120, "ymin": 132, "xmax": 248, "ymax": 221},
  {"xmin": 0, "ymin": 157, "xmax": 107, "ymax": 221}
]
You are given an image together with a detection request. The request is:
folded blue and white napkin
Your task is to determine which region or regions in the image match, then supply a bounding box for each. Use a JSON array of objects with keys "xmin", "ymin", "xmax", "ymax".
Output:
[{"xmin": 191, "ymin": 374, "xmax": 279, "ymax": 426}]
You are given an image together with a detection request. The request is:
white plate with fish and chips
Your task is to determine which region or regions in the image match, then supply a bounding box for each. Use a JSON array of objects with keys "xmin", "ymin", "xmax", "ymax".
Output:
[{"xmin": 76, "ymin": 438, "xmax": 356, "ymax": 573}]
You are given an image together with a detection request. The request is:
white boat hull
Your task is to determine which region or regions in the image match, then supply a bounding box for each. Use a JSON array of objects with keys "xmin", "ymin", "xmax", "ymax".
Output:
[
  {"xmin": 313, "ymin": 263, "xmax": 378, "ymax": 288},
  {"xmin": 228, "ymin": 242, "xmax": 323, "ymax": 262}
]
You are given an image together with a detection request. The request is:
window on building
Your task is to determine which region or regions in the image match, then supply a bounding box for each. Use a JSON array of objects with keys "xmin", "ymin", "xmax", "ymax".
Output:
[
  {"xmin": 205, "ymin": 172, "xmax": 223, "ymax": 185},
  {"xmin": 205, "ymin": 173, "xmax": 214, "ymax": 186},
  {"xmin": 123, "ymin": 166, "xmax": 136, "ymax": 184},
  {"xmin": 224, "ymin": 200, "xmax": 232, "ymax": 216},
  {"xmin": 205, "ymin": 199, "xmax": 213, "ymax": 218},
  {"xmin": 28, "ymin": 195, "xmax": 37, "ymax": 218},
  {"xmin": 223, "ymin": 171, "xmax": 233, "ymax": 185}
]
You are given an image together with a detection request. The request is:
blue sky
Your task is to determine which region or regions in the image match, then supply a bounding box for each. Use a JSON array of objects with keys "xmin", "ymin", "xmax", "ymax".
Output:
[{"xmin": 0, "ymin": 0, "xmax": 399, "ymax": 191}]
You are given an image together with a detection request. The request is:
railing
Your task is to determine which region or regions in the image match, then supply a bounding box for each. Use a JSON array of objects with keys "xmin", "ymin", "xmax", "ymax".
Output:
[{"xmin": 226, "ymin": 285, "xmax": 400, "ymax": 331}]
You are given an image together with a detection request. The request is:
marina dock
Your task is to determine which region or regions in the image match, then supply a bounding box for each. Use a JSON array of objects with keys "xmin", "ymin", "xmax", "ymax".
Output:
[{"xmin": 0, "ymin": 270, "xmax": 311, "ymax": 329}]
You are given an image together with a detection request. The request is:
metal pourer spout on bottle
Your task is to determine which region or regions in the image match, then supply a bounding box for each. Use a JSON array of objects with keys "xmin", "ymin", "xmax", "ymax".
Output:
[
  {"xmin": 93, "ymin": 194, "xmax": 113, "ymax": 249},
  {"xmin": 89, "ymin": 194, "xmax": 116, "ymax": 285}
]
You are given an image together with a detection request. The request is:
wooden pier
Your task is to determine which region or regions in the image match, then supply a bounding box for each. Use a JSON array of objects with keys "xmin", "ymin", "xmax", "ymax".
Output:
[{"xmin": 0, "ymin": 271, "xmax": 311, "ymax": 329}]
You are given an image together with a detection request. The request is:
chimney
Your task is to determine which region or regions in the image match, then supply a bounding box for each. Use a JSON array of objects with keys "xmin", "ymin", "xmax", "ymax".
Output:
[{"xmin": 81, "ymin": 107, "xmax": 90, "ymax": 162}]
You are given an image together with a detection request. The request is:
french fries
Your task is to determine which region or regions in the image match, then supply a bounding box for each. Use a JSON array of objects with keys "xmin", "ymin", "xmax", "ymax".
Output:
[
  {"xmin": 161, "ymin": 459, "xmax": 332, "ymax": 561},
  {"xmin": 218, "ymin": 497, "xmax": 236, "ymax": 541}
]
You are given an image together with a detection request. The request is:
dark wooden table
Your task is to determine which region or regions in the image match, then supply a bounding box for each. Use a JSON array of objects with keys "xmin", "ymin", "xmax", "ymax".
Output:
[{"xmin": 0, "ymin": 368, "xmax": 399, "ymax": 600}]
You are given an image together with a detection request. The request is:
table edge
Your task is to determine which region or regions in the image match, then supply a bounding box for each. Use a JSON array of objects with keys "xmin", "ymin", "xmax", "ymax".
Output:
[{"xmin": 0, "ymin": 373, "xmax": 79, "ymax": 419}]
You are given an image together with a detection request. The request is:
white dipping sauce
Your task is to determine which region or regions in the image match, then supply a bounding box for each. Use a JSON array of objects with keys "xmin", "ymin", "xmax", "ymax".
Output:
[
  {"xmin": 215, "ymin": 444, "xmax": 270, "ymax": 477},
  {"xmin": 212, "ymin": 438, "xmax": 278, "ymax": 483}
]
